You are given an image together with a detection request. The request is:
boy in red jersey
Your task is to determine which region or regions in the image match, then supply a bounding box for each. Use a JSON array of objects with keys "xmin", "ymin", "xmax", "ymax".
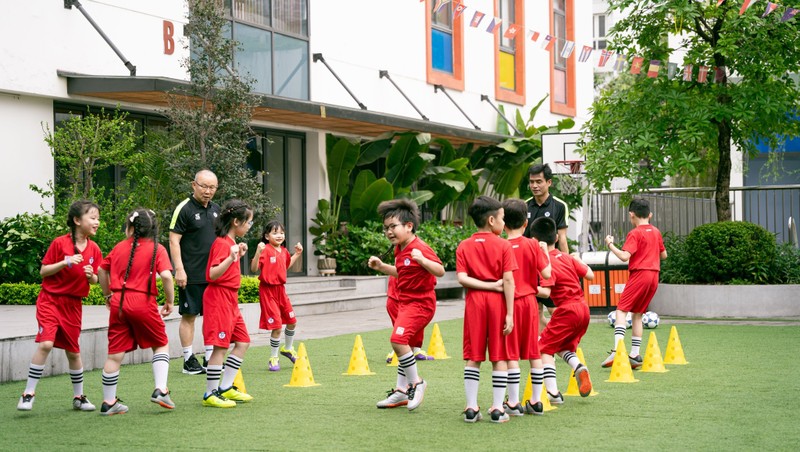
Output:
[
  {"xmin": 500, "ymin": 198, "xmax": 552, "ymax": 417},
  {"xmin": 456, "ymin": 196, "xmax": 517, "ymax": 423},
  {"xmin": 601, "ymin": 198, "xmax": 667, "ymax": 369},
  {"xmin": 368, "ymin": 199, "xmax": 444, "ymax": 411},
  {"xmin": 531, "ymin": 217, "xmax": 595, "ymax": 404}
]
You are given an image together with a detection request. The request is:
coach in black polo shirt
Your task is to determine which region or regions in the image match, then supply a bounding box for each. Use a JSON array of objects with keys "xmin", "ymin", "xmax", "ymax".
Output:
[
  {"xmin": 523, "ymin": 163, "xmax": 569, "ymax": 329},
  {"xmin": 169, "ymin": 169, "xmax": 221, "ymax": 375}
]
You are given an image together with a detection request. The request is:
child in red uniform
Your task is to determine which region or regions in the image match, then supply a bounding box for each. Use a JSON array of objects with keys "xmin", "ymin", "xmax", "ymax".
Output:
[
  {"xmin": 384, "ymin": 275, "xmax": 433, "ymax": 364},
  {"xmin": 531, "ymin": 217, "xmax": 595, "ymax": 404},
  {"xmin": 368, "ymin": 199, "xmax": 444, "ymax": 411},
  {"xmin": 601, "ymin": 198, "xmax": 667, "ymax": 368},
  {"xmin": 18, "ymin": 200, "xmax": 102, "ymax": 412},
  {"xmin": 250, "ymin": 220, "xmax": 303, "ymax": 372},
  {"xmin": 98, "ymin": 209, "xmax": 176, "ymax": 415},
  {"xmin": 202, "ymin": 199, "xmax": 254, "ymax": 408},
  {"xmin": 456, "ymin": 196, "xmax": 517, "ymax": 423},
  {"xmin": 500, "ymin": 199, "xmax": 552, "ymax": 417}
]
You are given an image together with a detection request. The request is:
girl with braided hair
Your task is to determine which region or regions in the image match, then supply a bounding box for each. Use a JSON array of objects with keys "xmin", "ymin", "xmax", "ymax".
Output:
[
  {"xmin": 18, "ymin": 200, "xmax": 102, "ymax": 412},
  {"xmin": 202, "ymin": 199, "xmax": 254, "ymax": 408},
  {"xmin": 97, "ymin": 209, "xmax": 176, "ymax": 416}
]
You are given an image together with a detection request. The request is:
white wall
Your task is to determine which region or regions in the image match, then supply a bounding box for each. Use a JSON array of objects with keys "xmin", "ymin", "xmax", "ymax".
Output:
[{"xmin": 0, "ymin": 94, "xmax": 55, "ymax": 219}]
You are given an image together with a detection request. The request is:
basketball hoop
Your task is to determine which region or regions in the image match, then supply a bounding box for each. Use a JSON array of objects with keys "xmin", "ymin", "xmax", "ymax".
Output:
[{"xmin": 554, "ymin": 160, "xmax": 583, "ymax": 195}]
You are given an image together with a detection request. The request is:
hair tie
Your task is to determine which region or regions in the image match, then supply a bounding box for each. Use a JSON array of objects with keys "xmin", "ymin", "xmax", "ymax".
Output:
[{"xmin": 129, "ymin": 211, "xmax": 140, "ymax": 222}]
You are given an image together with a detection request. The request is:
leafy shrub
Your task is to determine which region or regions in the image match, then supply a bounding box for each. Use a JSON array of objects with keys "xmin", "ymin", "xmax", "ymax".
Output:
[
  {"xmin": 659, "ymin": 233, "xmax": 693, "ymax": 284},
  {"xmin": 685, "ymin": 222, "xmax": 776, "ymax": 284},
  {"xmin": 417, "ymin": 222, "xmax": 476, "ymax": 271},
  {"xmin": 0, "ymin": 213, "xmax": 67, "ymax": 284},
  {"xmin": 770, "ymin": 243, "xmax": 800, "ymax": 284}
]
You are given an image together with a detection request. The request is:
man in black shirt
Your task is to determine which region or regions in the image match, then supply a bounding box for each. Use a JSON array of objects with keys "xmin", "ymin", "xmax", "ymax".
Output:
[{"xmin": 169, "ymin": 170, "xmax": 220, "ymax": 375}]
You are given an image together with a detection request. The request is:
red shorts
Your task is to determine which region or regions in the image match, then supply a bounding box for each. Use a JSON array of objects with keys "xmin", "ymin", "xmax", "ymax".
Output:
[
  {"xmin": 107, "ymin": 292, "xmax": 168, "ymax": 354},
  {"xmin": 389, "ymin": 294, "xmax": 435, "ymax": 346},
  {"xmin": 617, "ymin": 270, "xmax": 660, "ymax": 313},
  {"xmin": 203, "ymin": 285, "xmax": 250, "ymax": 348},
  {"xmin": 35, "ymin": 290, "xmax": 83, "ymax": 353},
  {"xmin": 258, "ymin": 284, "xmax": 297, "ymax": 330},
  {"xmin": 505, "ymin": 294, "xmax": 539, "ymax": 361},
  {"xmin": 463, "ymin": 291, "xmax": 508, "ymax": 363},
  {"xmin": 539, "ymin": 302, "xmax": 590, "ymax": 356},
  {"xmin": 386, "ymin": 296, "xmax": 424, "ymax": 348}
]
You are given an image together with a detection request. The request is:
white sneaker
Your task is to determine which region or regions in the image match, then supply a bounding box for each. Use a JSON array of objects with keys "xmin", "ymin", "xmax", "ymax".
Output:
[
  {"xmin": 406, "ymin": 380, "xmax": 427, "ymax": 411},
  {"xmin": 17, "ymin": 393, "xmax": 34, "ymax": 411},
  {"xmin": 376, "ymin": 388, "xmax": 408, "ymax": 408},
  {"xmin": 72, "ymin": 395, "xmax": 96, "ymax": 411},
  {"xmin": 547, "ymin": 391, "xmax": 565, "ymax": 405}
]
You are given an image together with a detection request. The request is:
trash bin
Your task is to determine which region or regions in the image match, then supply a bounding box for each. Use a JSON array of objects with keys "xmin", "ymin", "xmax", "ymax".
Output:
[{"xmin": 577, "ymin": 251, "xmax": 629, "ymax": 310}]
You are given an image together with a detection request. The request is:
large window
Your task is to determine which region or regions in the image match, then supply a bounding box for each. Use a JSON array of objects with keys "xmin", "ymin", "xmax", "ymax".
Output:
[
  {"xmin": 426, "ymin": 0, "xmax": 464, "ymax": 90},
  {"xmin": 550, "ymin": 0, "xmax": 575, "ymax": 116},
  {"xmin": 224, "ymin": 0, "xmax": 309, "ymax": 99},
  {"xmin": 495, "ymin": 0, "xmax": 525, "ymax": 105}
]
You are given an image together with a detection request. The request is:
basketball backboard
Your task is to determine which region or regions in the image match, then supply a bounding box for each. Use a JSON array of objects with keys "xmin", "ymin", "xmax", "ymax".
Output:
[{"xmin": 541, "ymin": 132, "xmax": 584, "ymax": 174}]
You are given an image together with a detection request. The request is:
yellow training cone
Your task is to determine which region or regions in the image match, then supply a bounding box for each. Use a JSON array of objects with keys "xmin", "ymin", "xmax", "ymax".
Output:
[
  {"xmin": 521, "ymin": 371, "xmax": 556, "ymax": 412},
  {"xmin": 342, "ymin": 335, "xmax": 376, "ymax": 376},
  {"xmin": 605, "ymin": 340, "xmax": 639, "ymax": 383},
  {"xmin": 387, "ymin": 352, "xmax": 398, "ymax": 367},
  {"xmin": 565, "ymin": 348, "xmax": 599, "ymax": 396},
  {"xmin": 641, "ymin": 332, "xmax": 668, "ymax": 373},
  {"xmin": 284, "ymin": 343, "xmax": 321, "ymax": 387},
  {"xmin": 664, "ymin": 326, "xmax": 688, "ymax": 365},
  {"xmin": 426, "ymin": 323, "xmax": 451, "ymax": 359},
  {"xmin": 233, "ymin": 368, "xmax": 247, "ymax": 393}
]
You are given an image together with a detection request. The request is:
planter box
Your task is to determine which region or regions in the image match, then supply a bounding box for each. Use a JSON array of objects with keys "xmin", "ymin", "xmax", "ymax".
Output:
[{"xmin": 649, "ymin": 284, "xmax": 800, "ymax": 318}]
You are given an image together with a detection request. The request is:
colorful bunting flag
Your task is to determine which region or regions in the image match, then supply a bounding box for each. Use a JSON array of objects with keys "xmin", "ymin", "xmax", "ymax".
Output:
[
  {"xmin": 485, "ymin": 17, "xmax": 502, "ymax": 33},
  {"xmin": 503, "ymin": 23, "xmax": 521, "ymax": 39},
  {"xmin": 614, "ymin": 53, "xmax": 627, "ymax": 71},
  {"xmin": 668, "ymin": 62, "xmax": 678, "ymax": 79},
  {"xmin": 762, "ymin": 2, "xmax": 778, "ymax": 17},
  {"xmin": 560, "ymin": 41, "xmax": 575, "ymax": 58},
  {"xmin": 714, "ymin": 66, "xmax": 726, "ymax": 82},
  {"xmin": 683, "ymin": 64, "xmax": 693, "ymax": 81},
  {"xmin": 578, "ymin": 45, "xmax": 593, "ymax": 63},
  {"xmin": 782, "ymin": 8, "xmax": 799, "ymax": 22},
  {"xmin": 541, "ymin": 34, "xmax": 554, "ymax": 51},
  {"xmin": 453, "ymin": 2, "xmax": 466, "ymax": 20},
  {"xmin": 717, "ymin": 0, "xmax": 725, "ymax": 6},
  {"xmin": 698, "ymin": 66, "xmax": 709, "ymax": 83},
  {"xmin": 598, "ymin": 49, "xmax": 612, "ymax": 67},
  {"xmin": 530, "ymin": 30, "xmax": 540, "ymax": 42},
  {"xmin": 647, "ymin": 60, "xmax": 660, "ymax": 78},
  {"xmin": 630, "ymin": 56, "xmax": 644, "ymax": 74},
  {"xmin": 470, "ymin": 11, "xmax": 485, "ymax": 27},
  {"xmin": 739, "ymin": 0, "xmax": 757, "ymax": 16}
]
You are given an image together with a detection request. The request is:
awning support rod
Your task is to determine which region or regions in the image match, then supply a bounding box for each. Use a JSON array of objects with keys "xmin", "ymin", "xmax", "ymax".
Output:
[
  {"xmin": 379, "ymin": 70, "xmax": 428, "ymax": 121},
  {"xmin": 64, "ymin": 0, "xmax": 136, "ymax": 76},
  {"xmin": 313, "ymin": 53, "xmax": 367, "ymax": 110},
  {"xmin": 434, "ymin": 85, "xmax": 480, "ymax": 130},
  {"xmin": 480, "ymin": 95, "xmax": 521, "ymax": 136}
]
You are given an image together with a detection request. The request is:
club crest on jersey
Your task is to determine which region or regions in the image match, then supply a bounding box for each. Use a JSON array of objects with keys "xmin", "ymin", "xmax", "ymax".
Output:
[
  {"xmin": 213, "ymin": 212, "xmax": 218, "ymax": 218},
  {"xmin": 545, "ymin": 212, "xmax": 551, "ymax": 217},
  {"xmin": 195, "ymin": 213, "xmax": 201, "ymax": 220},
  {"xmin": 403, "ymin": 258, "xmax": 411, "ymax": 266},
  {"xmin": 218, "ymin": 332, "xmax": 226, "ymax": 339},
  {"xmin": 89, "ymin": 257, "xmax": 94, "ymax": 264},
  {"xmin": 270, "ymin": 256, "xmax": 277, "ymax": 264},
  {"xmin": 268, "ymin": 317, "xmax": 274, "ymax": 324}
]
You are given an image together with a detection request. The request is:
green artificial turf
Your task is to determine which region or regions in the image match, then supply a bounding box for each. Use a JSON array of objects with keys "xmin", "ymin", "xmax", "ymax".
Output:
[{"xmin": 2, "ymin": 320, "xmax": 799, "ymax": 451}]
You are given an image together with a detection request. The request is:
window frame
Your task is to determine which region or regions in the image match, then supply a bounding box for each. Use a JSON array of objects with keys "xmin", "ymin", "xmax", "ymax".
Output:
[
  {"xmin": 425, "ymin": 0, "xmax": 464, "ymax": 90},
  {"xmin": 494, "ymin": 0, "xmax": 525, "ymax": 105},
  {"xmin": 549, "ymin": 0, "xmax": 576, "ymax": 117},
  {"xmin": 593, "ymin": 13, "xmax": 607, "ymax": 50}
]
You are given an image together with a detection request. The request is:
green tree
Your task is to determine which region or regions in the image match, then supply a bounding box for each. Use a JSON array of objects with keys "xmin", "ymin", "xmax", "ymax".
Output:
[
  {"xmin": 164, "ymin": 0, "xmax": 274, "ymax": 225},
  {"xmin": 581, "ymin": 1, "xmax": 800, "ymax": 221}
]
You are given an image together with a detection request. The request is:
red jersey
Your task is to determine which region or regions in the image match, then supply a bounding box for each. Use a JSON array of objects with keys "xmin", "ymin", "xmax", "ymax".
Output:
[
  {"xmin": 206, "ymin": 236, "xmax": 242, "ymax": 290},
  {"xmin": 387, "ymin": 275, "xmax": 398, "ymax": 299},
  {"xmin": 508, "ymin": 236, "xmax": 549, "ymax": 298},
  {"xmin": 394, "ymin": 236, "xmax": 441, "ymax": 297},
  {"xmin": 40, "ymin": 234, "xmax": 102, "ymax": 298},
  {"xmin": 100, "ymin": 238, "xmax": 172, "ymax": 294},
  {"xmin": 547, "ymin": 250, "xmax": 588, "ymax": 306},
  {"xmin": 257, "ymin": 245, "xmax": 290, "ymax": 285},
  {"xmin": 623, "ymin": 224, "xmax": 665, "ymax": 271},
  {"xmin": 456, "ymin": 231, "xmax": 518, "ymax": 281}
]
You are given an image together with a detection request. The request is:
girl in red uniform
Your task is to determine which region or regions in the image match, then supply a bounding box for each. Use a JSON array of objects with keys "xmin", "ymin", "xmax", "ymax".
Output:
[
  {"xmin": 202, "ymin": 199, "xmax": 254, "ymax": 408},
  {"xmin": 97, "ymin": 209, "xmax": 176, "ymax": 416},
  {"xmin": 18, "ymin": 200, "xmax": 102, "ymax": 412},
  {"xmin": 250, "ymin": 220, "xmax": 303, "ymax": 372}
]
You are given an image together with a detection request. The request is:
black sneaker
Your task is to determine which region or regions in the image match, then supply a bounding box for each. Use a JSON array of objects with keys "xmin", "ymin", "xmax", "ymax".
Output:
[
  {"xmin": 489, "ymin": 408, "xmax": 509, "ymax": 423},
  {"xmin": 503, "ymin": 401, "xmax": 525, "ymax": 417},
  {"xmin": 202, "ymin": 356, "xmax": 209, "ymax": 372},
  {"xmin": 525, "ymin": 400, "xmax": 544, "ymax": 415},
  {"xmin": 463, "ymin": 407, "xmax": 483, "ymax": 423},
  {"xmin": 547, "ymin": 391, "xmax": 564, "ymax": 405},
  {"xmin": 183, "ymin": 355, "xmax": 205, "ymax": 375},
  {"xmin": 629, "ymin": 354, "xmax": 643, "ymax": 369},
  {"xmin": 100, "ymin": 398, "xmax": 128, "ymax": 416}
]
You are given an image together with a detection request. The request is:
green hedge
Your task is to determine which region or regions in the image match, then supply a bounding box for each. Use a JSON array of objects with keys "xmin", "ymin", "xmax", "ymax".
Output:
[
  {"xmin": 0, "ymin": 277, "xmax": 264, "ymax": 306},
  {"xmin": 660, "ymin": 221, "xmax": 800, "ymax": 285}
]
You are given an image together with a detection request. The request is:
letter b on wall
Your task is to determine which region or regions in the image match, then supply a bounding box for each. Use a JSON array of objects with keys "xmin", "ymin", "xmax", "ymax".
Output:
[{"xmin": 163, "ymin": 20, "xmax": 175, "ymax": 55}]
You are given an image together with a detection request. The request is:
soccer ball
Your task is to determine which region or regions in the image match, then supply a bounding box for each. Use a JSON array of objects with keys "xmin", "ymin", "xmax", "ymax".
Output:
[
  {"xmin": 607, "ymin": 311, "xmax": 633, "ymax": 329},
  {"xmin": 643, "ymin": 311, "xmax": 660, "ymax": 329}
]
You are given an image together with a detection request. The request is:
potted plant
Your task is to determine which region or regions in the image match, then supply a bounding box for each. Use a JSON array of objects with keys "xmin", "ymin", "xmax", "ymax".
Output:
[{"xmin": 310, "ymin": 199, "xmax": 339, "ymax": 275}]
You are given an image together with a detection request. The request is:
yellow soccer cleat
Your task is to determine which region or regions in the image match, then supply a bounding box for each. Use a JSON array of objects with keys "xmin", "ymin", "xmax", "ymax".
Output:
[
  {"xmin": 219, "ymin": 386, "xmax": 253, "ymax": 403},
  {"xmin": 203, "ymin": 390, "xmax": 236, "ymax": 408}
]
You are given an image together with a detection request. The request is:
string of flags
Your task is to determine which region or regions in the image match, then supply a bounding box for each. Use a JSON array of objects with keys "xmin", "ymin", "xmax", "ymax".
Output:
[{"xmin": 423, "ymin": 0, "xmax": 800, "ymax": 82}]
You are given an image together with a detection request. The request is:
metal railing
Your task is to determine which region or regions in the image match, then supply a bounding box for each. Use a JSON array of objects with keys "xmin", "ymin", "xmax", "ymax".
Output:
[{"xmin": 592, "ymin": 185, "xmax": 800, "ymax": 244}]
